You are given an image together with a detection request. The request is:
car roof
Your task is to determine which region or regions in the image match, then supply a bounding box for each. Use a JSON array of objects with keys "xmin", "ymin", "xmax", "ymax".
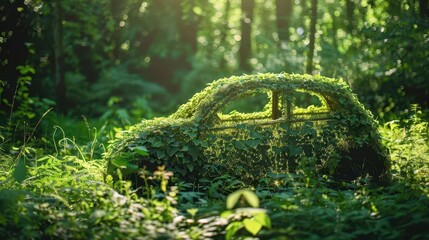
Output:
[{"xmin": 170, "ymin": 73, "xmax": 365, "ymax": 120}]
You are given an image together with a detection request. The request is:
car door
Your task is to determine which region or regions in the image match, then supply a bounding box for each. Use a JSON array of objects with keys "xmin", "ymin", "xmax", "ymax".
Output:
[
  {"xmin": 273, "ymin": 89, "xmax": 339, "ymax": 176},
  {"xmin": 200, "ymin": 89, "xmax": 281, "ymax": 181}
]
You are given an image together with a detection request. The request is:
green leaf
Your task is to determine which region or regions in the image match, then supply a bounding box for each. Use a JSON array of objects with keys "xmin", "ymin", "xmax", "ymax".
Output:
[
  {"xmin": 246, "ymin": 139, "xmax": 261, "ymax": 149},
  {"xmin": 226, "ymin": 191, "xmax": 242, "ymax": 209},
  {"xmin": 187, "ymin": 208, "xmax": 198, "ymax": 217},
  {"xmin": 111, "ymin": 156, "xmax": 139, "ymax": 171},
  {"xmin": 225, "ymin": 222, "xmax": 243, "ymax": 240},
  {"xmin": 232, "ymin": 140, "xmax": 247, "ymax": 150},
  {"xmin": 13, "ymin": 157, "xmax": 27, "ymax": 183},
  {"xmin": 243, "ymin": 218, "xmax": 262, "ymax": 235},
  {"xmin": 167, "ymin": 147, "xmax": 178, "ymax": 157},
  {"xmin": 220, "ymin": 210, "xmax": 234, "ymax": 218},
  {"xmin": 254, "ymin": 212, "xmax": 271, "ymax": 228},
  {"xmin": 187, "ymin": 164, "xmax": 194, "ymax": 172},
  {"xmin": 134, "ymin": 146, "xmax": 149, "ymax": 156},
  {"xmin": 241, "ymin": 190, "xmax": 259, "ymax": 208},
  {"xmin": 289, "ymin": 145, "xmax": 303, "ymax": 156},
  {"xmin": 151, "ymin": 141, "xmax": 163, "ymax": 148},
  {"xmin": 192, "ymin": 6, "xmax": 202, "ymax": 15},
  {"xmin": 154, "ymin": 149, "xmax": 166, "ymax": 159}
]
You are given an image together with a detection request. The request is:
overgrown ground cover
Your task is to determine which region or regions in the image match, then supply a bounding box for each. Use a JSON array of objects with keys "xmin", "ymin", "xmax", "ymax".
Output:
[{"xmin": 0, "ymin": 107, "xmax": 428, "ymax": 239}]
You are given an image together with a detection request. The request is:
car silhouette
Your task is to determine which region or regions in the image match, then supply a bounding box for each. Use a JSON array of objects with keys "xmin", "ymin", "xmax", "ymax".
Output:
[{"xmin": 105, "ymin": 73, "xmax": 389, "ymax": 184}]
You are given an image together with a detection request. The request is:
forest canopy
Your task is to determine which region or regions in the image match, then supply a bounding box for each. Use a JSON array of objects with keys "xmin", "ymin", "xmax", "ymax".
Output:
[{"xmin": 1, "ymin": 0, "xmax": 428, "ymax": 123}]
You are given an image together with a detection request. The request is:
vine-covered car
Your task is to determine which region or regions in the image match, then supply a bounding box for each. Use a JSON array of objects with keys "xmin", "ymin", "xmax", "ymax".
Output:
[{"xmin": 105, "ymin": 73, "xmax": 389, "ymax": 184}]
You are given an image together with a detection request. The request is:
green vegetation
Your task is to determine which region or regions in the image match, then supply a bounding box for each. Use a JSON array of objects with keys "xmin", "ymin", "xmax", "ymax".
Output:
[
  {"xmin": 1, "ymin": 111, "xmax": 428, "ymax": 239},
  {"xmin": 1, "ymin": 0, "xmax": 428, "ymax": 239}
]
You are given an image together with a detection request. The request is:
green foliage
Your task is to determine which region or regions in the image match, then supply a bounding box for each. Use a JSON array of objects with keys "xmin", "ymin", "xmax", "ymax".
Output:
[
  {"xmin": 1, "ymin": 109, "xmax": 429, "ymax": 239},
  {"xmin": 2, "ymin": 0, "xmax": 427, "ymax": 122},
  {"xmin": 0, "ymin": 129, "xmax": 187, "ymax": 239},
  {"xmin": 342, "ymin": 1, "xmax": 429, "ymax": 118},
  {"xmin": 380, "ymin": 105, "xmax": 429, "ymax": 190},
  {"xmin": 0, "ymin": 64, "xmax": 54, "ymax": 153}
]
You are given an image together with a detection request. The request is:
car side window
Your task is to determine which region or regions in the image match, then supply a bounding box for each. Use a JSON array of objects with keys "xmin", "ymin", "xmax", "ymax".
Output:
[
  {"xmin": 210, "ymin": 88, "xmax": 332, "ymax": 129},
  {"xmin": 215, "ymin": 90, "xmax": 272, "ymax": 126},
  {"xmin": 279, "ymin": 90, "xmax": 332, "ymax": 124}
]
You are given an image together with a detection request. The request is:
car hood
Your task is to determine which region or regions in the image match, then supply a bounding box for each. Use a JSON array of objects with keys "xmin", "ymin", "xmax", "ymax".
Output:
[
  {"xmin": 104, "ymin": 117, "xmax": 194, "ymax": 160},
  {"xmin": 116, "ymin": 117, "xmax": 193, "ymax": 138}
]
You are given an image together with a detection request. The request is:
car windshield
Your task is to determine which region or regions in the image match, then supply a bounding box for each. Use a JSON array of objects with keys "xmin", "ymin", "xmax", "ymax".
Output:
[{"xmin": 169, "ymin": 89, "xmax": 210, "ymax": 119}]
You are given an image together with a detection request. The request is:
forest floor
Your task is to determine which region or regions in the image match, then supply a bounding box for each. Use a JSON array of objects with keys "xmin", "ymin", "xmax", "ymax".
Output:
[{"xmin": 0, "ymin": 113, "xmax": 428, "ymax": 239}]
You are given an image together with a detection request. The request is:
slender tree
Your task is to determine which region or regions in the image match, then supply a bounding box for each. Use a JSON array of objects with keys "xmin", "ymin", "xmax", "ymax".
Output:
[
  {"xmin": 110, "ymin": 0, "xmax": 125, "ymax": 61},
  {"xmin": 275, "ymin": 0, "xmax": 293, "ymax": 44},
  {"xmin": 53, "ymin": 2, "xmax": 66, "ymax": 112},
  {"xmin": 306, "ymin": 0, "xmax": 318, "ymax": 74},
  {"xmin": 176, "ymin": 0, "xmax": 198, "ymax": 69},
  {"xmin": 331, "ymin": 7, "xmax": 338, "ymax": 49},
  {"xmin": 420, "ymin": 0, "xmax": 429, "ymax": 17},
  {"xmin": 220, "ymin": 0, "xmax": 231, "ymax": 69},
  {"xmin": 239, "ymin": 0, "xmax": 255, "ymax": 72},
  {"xmin": 345, "ymin": 0, "xmax": 355, "ymax": 33}
]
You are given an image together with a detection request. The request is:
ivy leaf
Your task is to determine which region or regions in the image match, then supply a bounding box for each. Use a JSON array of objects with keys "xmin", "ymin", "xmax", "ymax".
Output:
[
  {"xmin": 151, "ymin": 141, "xmax": 163, "ymax": 148},
  {"xmin": 154, "ymin": 149, "xmax": 166, "ymax": 159},
  {"xmin": 232, "ymin": 140, "xmax": 247, "ymax": 150},
  {"xmin": 272, "ymin": 146, "xmax": 282, "ymax": 154},
  {"xmin": 111, "ymin": 156, "xmax": 139, "ymax": 172},
  {"xmin": 167, "ymin": 147, "xmax": 179, "ymax": 157},
  {"xmin": 246, "ymin": 139, "xmax": 261, "ymax": 149},
  {"xmin": 250, "ymin": 131, "xmax": 263, "ymax": 139},
  {"xmin": 243, "ymin": 218, "xmax": 262, "ymax": 235},
  {"xmin": 133, "ymin": 146, "xmax": 149, "ymax": 156},
  {"xmin": 289, "ymin": 145, "xmax": 303, "ymax": 156}
]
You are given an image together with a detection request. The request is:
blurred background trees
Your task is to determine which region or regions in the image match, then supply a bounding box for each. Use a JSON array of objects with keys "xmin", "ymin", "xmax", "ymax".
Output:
[{"xmin": 1, "ymin": 0, "xmax": 428, "ymax": 124}]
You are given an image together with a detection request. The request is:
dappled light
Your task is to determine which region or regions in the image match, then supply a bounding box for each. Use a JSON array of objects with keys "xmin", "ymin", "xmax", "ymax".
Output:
[{"xmin": 0, "ymin": 0, "xmax": 428, "ymax": 239}]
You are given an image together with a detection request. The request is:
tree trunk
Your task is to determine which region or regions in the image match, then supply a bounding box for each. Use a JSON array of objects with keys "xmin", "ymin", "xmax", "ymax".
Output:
[
  {"xmin": 331, "ymin": 7, "xmax": 338, "ymax": 49},
  {"xmin": 145, "ymin": 0, "xmax": 199, "ymax": 93},
  {"xmin": 53, "ymin": 2, "xmax": 66, "ymax": 113},
  {"xmin": 420, "ymin": 0, "xmax": 429, "ymax": 17},
  {"xmin": 176, "ymin": 0, "xmax": 198, "ymax": 70},
  {"xmin": 110, "ymin": 0, "xmax": 125, "ymax": 61},
  {"xmin": 275, "ymin": 0, "xmax": 293, "ymax": 44},
  {"xmin": 220, "ymin": 0, "xmax": 231, "ymax": 69},
  {"xmin": 306, "ymin": 0, "xmax": 318, "ymax": 74},
  {"xmin": 239, "ymin": 0, "xmax": 255, "ymax": 72},
  {"xmin": 0, "ymin": 0, "xmax": 28, "ymax": 115},
  {"xmin": 345, "ymin": 0, "xmax": 355, "ymax": 33}
]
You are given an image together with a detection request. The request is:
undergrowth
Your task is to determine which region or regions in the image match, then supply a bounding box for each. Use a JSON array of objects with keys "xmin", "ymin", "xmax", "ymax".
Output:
[{"xmin": 0, "ymin": 108, "xmax": 428, "ymax": 239}]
